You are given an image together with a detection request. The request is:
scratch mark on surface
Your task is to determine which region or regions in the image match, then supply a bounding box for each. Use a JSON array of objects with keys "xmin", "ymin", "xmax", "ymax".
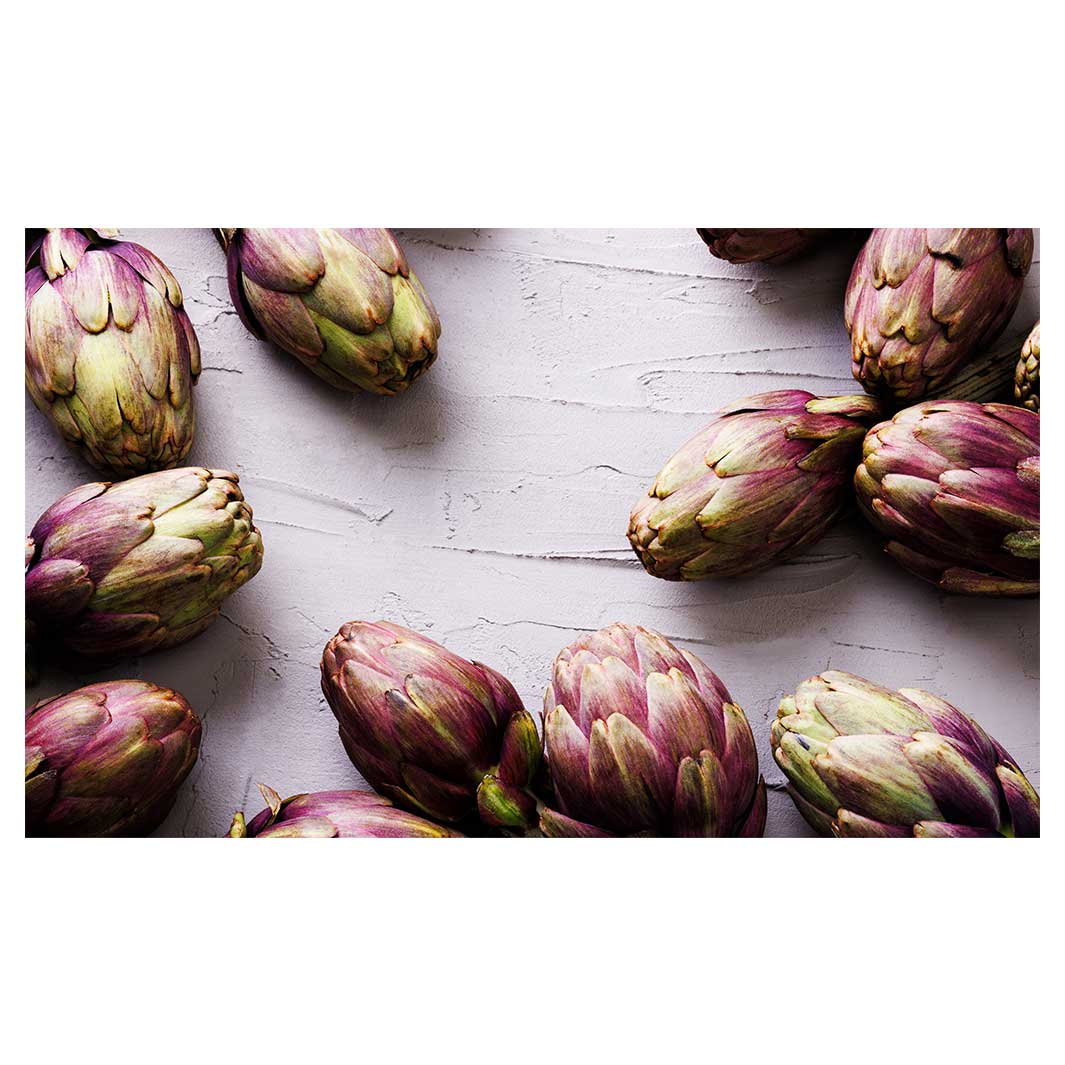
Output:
[
  {"xmin": 591, "ymin": 345, "xmax": 834, "ymax": 373},
  {"xmin": 450, "ymin": 615, "xmax": 774, "ymax": 655},
  {"xmin": 290, "ymin": 607, "xmax": 331, "ymax": 633},
  {"xmin": 384, "ymin": 459, "xmax": 646, "ymax": 482},
  {"xmin": 830, "ymin": 640, "xmax": 940, "ymax": 659},
  {"xmin": 447, "ymin": 616, "xmax": 603, "ymax": 638},
  {"xmin": 639, "ymin": 367, "xmax": 847, "ymax": 385},
  {"xmin": 257, "ymin": 517, "xmax": 344, "ymax": 538},
  {"xmin": 403, "ymin": 236, "xmax": 773, "ymax": 283},
  {"xmin": 243, "ymin": 475, "xmax": 393, "ymax": 524},
  {"xmin": 428, "ymin": 543, "xmax": 638, "ymax": 566},
  {"xmin": 219, "ymin": 611, "xmax": 289, "ymax": 660}
]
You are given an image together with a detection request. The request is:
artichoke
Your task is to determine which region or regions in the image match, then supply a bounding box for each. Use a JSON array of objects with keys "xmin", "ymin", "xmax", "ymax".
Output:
[
  {"xmin": 228, "ymin": 783, "xmax": 461, "ymax": 838},
  {"xmin": 25, "ymin": 467, "xmax": 264, "ymax": 661},
  {"xmin": 220, "ymin": 228, "xmax": 440, "ymax": 395},
  {"xmin": 845, "ymin": 228, "xmax": 1034, "ymax": 402},
  {"xmin": 321, "ymin": 621, "xmax": 541, "ymax": 829},
  {"xmin": 854, "ymin": 401, "xmax": 1038, "ymax": 595},
  {"xmin": 772, "ymin": 671, "xmax": 1039, "ymax": 837},
  {"xmin": 26, "ymin": 679, "xmax": 201, "ymax": 836},
  {"xmin": 1014, "ymin": 321, "xmax": 1040, "ymax": 412},
  {"xmin": 628, "ymin": 390, "xmax": 882, "ymax": 580},
  {"xmin": 25, "ymin": 228, "xmax": 201, "ymax": 474},
  {"xmin": 540, "ymin": 623, "xmax": 765, "ymax": 837},
  {"xmin": 697, "ymin": 228, "xmax": 824, "ymax": 263}
]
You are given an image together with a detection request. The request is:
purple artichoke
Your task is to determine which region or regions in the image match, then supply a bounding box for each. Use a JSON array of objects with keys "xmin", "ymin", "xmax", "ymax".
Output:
[
  {"xmin": 1014, "ymin": 321, "xmax": 1039, "ymax": 412},
  {"xmin": 540, "ymin": 623, "xmax": 766, "ymax": 837},
  {"xmin": 25, "ymin": 229, "xmax": 201, "ymax": 474},
  {"xmin": 697, "ymin": 228, "xmax": 825, "ymax": 263},
  {"xmin": 845, "ymin": 228, "xmax": 1034, "ymax": 402},
  {"xmin": 321, "ymin": 622, "xmax": 541, "ymax": 829},
  {"xmin": 772, "ymin": 671, "xmax": 1039, "ymax": 837},
  {"xmin": 628, "ymin": 391, "xmax": 882, "ymax": 580},
  {"xmin": 854, "ymin": 401, "xmax": 1038, "ymax": 595},
  {"xmin": 26, "ymin": 467, "xmax": 264, "ymax": 661},
  {"xmin": 26, "ymin": 679, "xmax": 201, "ymax": 836},
  {"xmin": 228, "ymin": 784, "xmax": 461, "ymax": 838},
  {"xmin": 220, "ymin": 228, "xmax": 440, "ymax": 395}
]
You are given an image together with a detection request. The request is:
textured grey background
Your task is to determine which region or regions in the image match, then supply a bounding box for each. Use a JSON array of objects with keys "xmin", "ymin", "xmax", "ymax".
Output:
[{"xmin": 25, "ymin": 229, "xmax": 1041, "ymax": 837}]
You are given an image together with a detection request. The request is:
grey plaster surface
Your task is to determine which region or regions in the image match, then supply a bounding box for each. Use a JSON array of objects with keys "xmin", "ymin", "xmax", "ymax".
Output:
[{"xmin": 25, "ymin": 228, "xmax": 1040, "ymax": 837}]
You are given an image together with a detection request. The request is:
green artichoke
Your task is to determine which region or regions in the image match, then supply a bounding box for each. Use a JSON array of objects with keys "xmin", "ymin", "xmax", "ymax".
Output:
[
  {"xmin": 845, "ymin": 228, "xmax": 1033, "ymax": 402},
  {"xmin": 854, "ymin": 401, "xmax": 1038, "ymax": 595},
  {"xmin": 221, "ymin": 228, "xmax": 440, "ymax": 394},
  {"xmin": 26, "ymin": 679, "xmax": 201, "ymax": 836},
  {"xmin": 25, "ymin": 228, "xmax": 201, "ymax": 474},
  {"xmin": 321, "ymin": 621, "xmax": 541, "ymax": 829},
  {"xmin": 697, "ymin": 228, "xmax": 824, "ymax": 263},
  {"xmin": 541, "ymin": 623, "xmax": 766, "ymax": 837},
  {"xmin": 25, "ymin": 467, "xmax": 263, "ymax": 662},
  {"xmin": 772, "ymin": 671, "xmax": 1039, "ymax": 837},
  {"xmin": 628, "ymin": 390, "xmax": 881, "ymax": 580},
  {"xmin": 1014, "ymin": 321, "xmax": 1039, "ymax": 412},
  {"xmin": 228, "ymin": 784, "xmax": 462, "ymax": 838}
]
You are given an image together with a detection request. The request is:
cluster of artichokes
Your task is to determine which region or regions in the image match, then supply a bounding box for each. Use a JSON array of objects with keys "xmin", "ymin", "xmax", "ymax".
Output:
[
  {"xmin": 23, "ymin": 465, "xmax": 264, "ymax": 835},
  {"xmin": 243, "ymin": 618, "xmax": 769, "ymax": 838},
  {"xmin": 27, "ymin": 610, "xmax": 1039, "ymax": 838},
  {"xmin": 24, "ymin": 227, "xmax": 442, "ymax": 836},
  {"xmin": 26, "ymin": 228, "xmax": 441, "ymax": 480},
  {"xmin": 25, "ymin": 227, "xmax": 1038, "ymax": 838},
  {"xmin": 661, "ymin": 228, "xmax": 1040, "ymax": 596},
  {"xmin": 244, "ymin": 619, "xmax": 1034, "ymax": 838}
]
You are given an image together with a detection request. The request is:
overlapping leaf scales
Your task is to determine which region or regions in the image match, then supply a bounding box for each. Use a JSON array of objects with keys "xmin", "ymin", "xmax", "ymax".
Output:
[{"xmin": 816, "ymin": 734, "xmax": 942, "ymax": 824}]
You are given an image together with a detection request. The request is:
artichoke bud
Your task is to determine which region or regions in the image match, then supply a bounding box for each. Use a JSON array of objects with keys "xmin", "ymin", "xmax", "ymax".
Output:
[
  {"xmin": 697, "ymin": 228, "xmax": 825, "ymax": 264},
  {"xmin": 854, "ymin": 400, "xmax": 1039, "ymax": 595},
  {"xmin": 846, "ymin": 228, "xmax": 1034, "ymax": 402},
  {"xmin": 772, "ymin": 671, "xmax": 1039, "ymax": 837},
  {"xmin": 321, "ymin": 621, "xmax": 543, "ymax": 829},
  {"xmin": 629, "ymin": 390, "xmax": 882, "ymax": 580},
  {"xmin": 1014, "ymin": 321, "xmax": 1040, "ymax": 412},
  {"xmin": 25, "ymin": 467, "xmax": 264, "ymax": 660},
  {"xmin": 25, "ymin": 679, "xmax": 201, "ymax": 837},
  {"xmin": 229, "ymin": 785, "xmax": 463, "ymax": 838},
  {"xmin": 25, "ymin": 228, "xmax": 202, "ymax": 475},
  {"xmin": 222, "ymin": 228, "xmax": 441, "ymax": 395},
  {"xmin": 539, "ymin": 623, "xmax": 766, "ymax": 837}
]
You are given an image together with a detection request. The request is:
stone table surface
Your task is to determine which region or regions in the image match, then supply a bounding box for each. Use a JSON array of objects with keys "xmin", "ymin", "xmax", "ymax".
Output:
[{"xmin": 24, "ymin": 228, "xmax": 1041, "ymax": 837}]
